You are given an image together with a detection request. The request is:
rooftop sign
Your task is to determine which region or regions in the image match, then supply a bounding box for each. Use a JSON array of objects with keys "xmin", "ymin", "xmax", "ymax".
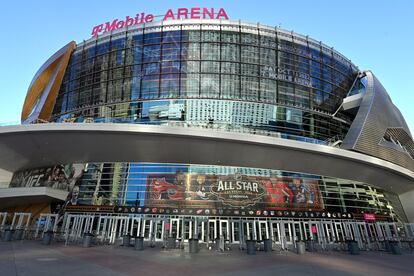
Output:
[{"xmin": 91, "ymin": 7, "xmax": 229, "ymax": 37}]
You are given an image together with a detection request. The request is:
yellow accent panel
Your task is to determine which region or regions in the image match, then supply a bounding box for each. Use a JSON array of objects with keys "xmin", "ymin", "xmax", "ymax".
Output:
[{"xmin": 21, "ymin": 41, "xmax": 76, "ymax": 122}]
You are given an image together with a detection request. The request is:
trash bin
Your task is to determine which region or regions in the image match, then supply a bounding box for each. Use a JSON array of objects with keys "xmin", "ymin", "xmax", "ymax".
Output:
[
  {"xmin": 347, "ymin": 240, "xmax": 360, "ymax": 255},
  {"xmin": 4, "ymin": 229, "xmax": 13, "ymax": 242},
  {"xmin": 134, "ymin": 237, "xmax": 144, "ymax": 251},
  {"xmin": 166, "ymin": 237, "xmax": 176, "ymax": 249},
  {"xmin": 246, "ymin": 240, "xmax": 256, "ymax": 255},
  {"xmin": 263, "ymin": 239, "xmax": 272, "ymax": 252},
  {"xmin": 389, "ymin": 241, "xmax": 402, "ymax": 255},
  {"xmin": 82, "ymin": 233, "xmax": 94, "ymax": 248},
  {"xmin": 306, "ymin": 240, "xmax": 316, "ymax": 252},
  {"xmin": 42, "ymin": 231, "xmax": 53, "ymax": 245},
  {"xmin": 122, "ymin": 234, "xmax": 131, "ymax": 247},
  {"xmin": 14, "ymin": 229, "xmax": 24, "ymax": 240},
  {"xmin": 384, "ymin": 240, "xmax": 391, "ymax": 252},
  {"xmin": 189, "ymin": 238, "xmax": 199, "ymax": 253},
  {"xmin": 296, "ymin": 241, "xmax": 305, "ymax": 254},
  {"xmin": 215, "ymin": 238, "xmax": 221, "ymax": 251}
]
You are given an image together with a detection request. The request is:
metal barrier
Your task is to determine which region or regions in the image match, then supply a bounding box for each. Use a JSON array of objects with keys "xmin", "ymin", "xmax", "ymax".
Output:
[
  {"xmin": 63, "ymin": 214, "xmax": 95, "ymax": 245},
  {"xmin": 0, "ymin": 212, "xmax": 7, "ymax": 231},
  {"xmin": 4, "ymin": 210, "xmax": 412, "ymax": 255},
  {"xmin": 34, "ymin": 214, "xmax": 59, "ymax": 239}
]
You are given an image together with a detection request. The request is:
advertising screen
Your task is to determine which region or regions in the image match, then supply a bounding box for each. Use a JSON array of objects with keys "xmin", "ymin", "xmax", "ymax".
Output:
[{"xmin": 143, "ymin": 172, "xmax": 324, "ymax": 216}]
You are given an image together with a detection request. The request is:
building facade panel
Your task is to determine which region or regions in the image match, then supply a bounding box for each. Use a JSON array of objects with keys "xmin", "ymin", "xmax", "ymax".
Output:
[{"xmin": 1, "ymin": 17, "xmax": 413, "ymax": 232}]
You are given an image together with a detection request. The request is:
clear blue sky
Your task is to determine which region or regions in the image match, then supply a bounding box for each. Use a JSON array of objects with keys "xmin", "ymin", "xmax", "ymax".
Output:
[{"xmin": 1, "ymin": 0, "xmax": 413, "ymax": 132}]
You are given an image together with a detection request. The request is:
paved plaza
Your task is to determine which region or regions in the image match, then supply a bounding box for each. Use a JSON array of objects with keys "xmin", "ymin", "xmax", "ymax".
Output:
[{"xmin": 0, "ymin": 240, "xmax": 413, "ymax": 276}]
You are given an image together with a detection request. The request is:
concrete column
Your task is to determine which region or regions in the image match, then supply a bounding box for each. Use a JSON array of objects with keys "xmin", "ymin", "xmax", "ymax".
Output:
[
  {"xmin": 0, "ymin": 168, "xmax": 12, "ymax": 188},
  {"xmin": 400, "ymin": 190, "xmax": 414, "ymax": 223}
]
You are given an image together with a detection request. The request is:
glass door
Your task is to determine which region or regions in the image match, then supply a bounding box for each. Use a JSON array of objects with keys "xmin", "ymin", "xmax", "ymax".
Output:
[
  {"xmin": 208, "ymin": 219, "xmax": 218, "ymax": 243},
  {"xmin": 231, "ymin": 219, "xmax": 241, "ymax": 244},
  {"xmin": 243, "ymin": 220, "xmax": 256, "ymax": 241},
  {"xmin": 270, "ymin": 220, "xmax": 282, "ymax": 246},
  {"xmin": 169, "ymin": 218, "xmax": 181, "ymax": 239},
  {"xmin": 154, "ymin": 219, "xmax": 165, "ymax": 242},
  {"xmin": 292, "ymin": 221, "xmax": 304, "ymax": 243},
  {"xmin": 334, "ymin": 222, "xmax": 345, "ymax": 242},
  {"xmin": 257, "ymin": 220, "xmax": 269, "ymax": 241},
  {"xmin": 219, "ymin": 219, "xmax": 230, "ymax": 241}
]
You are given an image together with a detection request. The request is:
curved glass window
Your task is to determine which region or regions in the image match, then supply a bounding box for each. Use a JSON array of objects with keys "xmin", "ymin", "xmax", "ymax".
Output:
[{"xmin": 53, "ymin": 26, "xmax": 358, "ymax": 144}]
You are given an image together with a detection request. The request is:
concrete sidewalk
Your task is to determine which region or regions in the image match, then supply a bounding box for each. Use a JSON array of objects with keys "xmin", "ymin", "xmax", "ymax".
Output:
[{"xmin": 0, "ymin": 241, "xmax": 413, "ymax": 276}]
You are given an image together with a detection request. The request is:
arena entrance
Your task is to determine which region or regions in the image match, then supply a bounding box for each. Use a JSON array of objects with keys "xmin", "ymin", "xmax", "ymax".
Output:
[{"xmin": 61, "ymin": 213, "xmax": 401, "ymax": 251}]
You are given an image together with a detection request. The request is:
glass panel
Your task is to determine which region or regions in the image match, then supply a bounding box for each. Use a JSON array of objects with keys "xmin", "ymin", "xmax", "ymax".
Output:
[
  {"xmin": 201, "ymin": 74, "xmax": 220, "ymax": 98},
  {"xmin": 141, "ymin": 75, "xmax": 159, "ymax": 99},
  {"xmin": 221, "ymin": 74, "xmax": 239, "ymax": 99},
  {"xmin": 160, "ymin": 74, "xmax": 180, "ymax": 98},
  {"xmin": 241, "ymin": 76, "xmax": 259, "ymax": 100}
]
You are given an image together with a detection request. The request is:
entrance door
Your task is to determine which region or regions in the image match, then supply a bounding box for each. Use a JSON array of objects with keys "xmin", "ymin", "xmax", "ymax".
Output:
[
  {"xmin": 257, "ymin": 220, "xmax": 269, "ymax": 241},
  {"xmin": 130, "ymin": 216, "xmax": 142, "ymax": 238},
  {"xmin": 230, "ymin": 220, "xmax": 241, "ymax": 244},
  {"xmin": 280, "ymin": 221, "xmax": 293, "ymax": 249},
  {"xmin": 196, "ymin": 217, "xmax": 208, "ymax": 243},
  {"xmin": 35, "ymin": 214, "xmax": 59, "ymax": 238},
  {"xmin": 270, "ymin": 220, "xmax": 282, "ymax": 247},
  {"xmin": 11, "ymin": 213, "xmax": 31, "ymax": 231},
  {"xmin": 169, "ymin": 218, "xmax": 181, "ymax": 239},
  {"xmin": 0, "ymin": 212, "xmax": 7, "ymax": 231},
  {"xmin": 219, "ymin": 220, "xmax": 230, "ymax": 241},
  {"xmin": 292, "ymin": 221, "xmax": 303, "ymax": 243},
  {"xmin": 377, "ymin": 222, "xmax": 398, "ymax": 240},
  {"xmin": 403, "ymin": 223, "xmax": 414, "ymax": 240},
  {"xmin": 334, "ymin": 222, "xmax": 345, "ymax": 242},
  {"xmin": 242, "ymin": 220, "xmax": 256, "ymax": 241},
  {"xmin": 349, "ymin": 222, "xmax": 370, "ymax": 249},
  {"xmin": 141, "ymin": 217, "xmax": 153, "ymax": 241},
  {"xmin": 208, "ymin": 219, "xmax": 218, "ymax": 243},
  {"xmin": 154, "ymin": 219, "xmax": 165, "ymax": 242},
  {"xmin": 322, "ymin": 221, "xmax": 335, "ymax": 243},
  {"xmin": 343, "ymin": 221, "xmax": 354, "ymax": 241}
]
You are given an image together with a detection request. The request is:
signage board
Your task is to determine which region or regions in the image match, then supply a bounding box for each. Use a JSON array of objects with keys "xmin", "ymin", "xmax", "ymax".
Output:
[
  {"xmin": 363, "ymin": 213, "xmax": 376, "ymax": 221},
  {"xmin": 92, "ymin": 7, "xmax": 229, "ymax": 37}
]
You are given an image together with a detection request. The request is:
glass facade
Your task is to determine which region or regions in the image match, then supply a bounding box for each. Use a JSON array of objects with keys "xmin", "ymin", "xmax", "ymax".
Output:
[
  {"xmin": 10, "ymin": 162, "xmax": 407, "ymax": 223},
  {"xmin": 52, "ymin": 23, "xmax": 358, "ymax": 143}
]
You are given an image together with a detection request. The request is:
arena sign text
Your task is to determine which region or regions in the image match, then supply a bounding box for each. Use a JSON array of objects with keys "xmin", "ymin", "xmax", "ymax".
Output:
[{"xmin": 91, "ymin": 7, "xmax": 229, "ymax": 37}]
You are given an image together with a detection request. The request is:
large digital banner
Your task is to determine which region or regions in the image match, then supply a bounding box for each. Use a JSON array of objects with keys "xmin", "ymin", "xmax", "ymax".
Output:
[
  {"xmin": 10, "ymin": 164, "xmax": 85, "ymax": 193},
  {"xmin": 142, "ymin": 172, "xmax": 324, "ymax": 217}
]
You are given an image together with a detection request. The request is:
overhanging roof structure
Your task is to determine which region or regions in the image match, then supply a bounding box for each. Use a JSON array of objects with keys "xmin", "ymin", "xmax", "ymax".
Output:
[
  {"xmin": 0, "ymin": 187, "xmax": 68, "ymax": 209},
  {"xmin": 0, "ymin": 123, "xmax": 413, "ymax": 195}
]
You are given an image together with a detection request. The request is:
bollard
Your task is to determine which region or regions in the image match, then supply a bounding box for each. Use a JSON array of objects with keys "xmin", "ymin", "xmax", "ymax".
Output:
[
  {"xmin": 14, "ymin": 229, "xmax": 24, "ymax": 240},
  {"xmin": 82, "ymin": 233, "xmax": 94, "ymax": 248},
  {"xmin": 215, "ymin": 238, "xmax": 221, "ymax": 251},
  {"xmin": 306, "ymin": 240, "xmax": 316, "ymax": 252},
  {"xmin": 263, "ymin": 239, "xmax": 272, "ymax": 252},
  {"xmin": 134, "ymin": 237, "xmax": 144, "ymax": 251},
  {"xmin": 189, "ymin": 238, "xmax": 199, "ymax": 253},
  {"xmin": 384, "ymin": 240, "xmax": 391, "ymax": 252},
  {"xmin": 347, "ymin": 240, "xmax": 360, "ymax": 255},
  {"xmin": 166, "ymin": 237, "xmax": 176, "ymax": 249},
  {"xmin": 122, "ymin": 234, "xmax": 131, "ymax": 247},
  {"xmin": 4, "ymin": 229, "xmax": 13, "ymax": 242},
  {"xmin": 296, "ymin": 241, "xmax": 306, "ymax": 254},
  {"xmin": 42, "ymin": 231, "xmax": 53, "ymax": 245},
  {"xmin": 246, "ymin": 240, "xmax": 256, "ymax": 255},
  {"xmin": 389, "ymin": 241, "xmax": 402, "ymax": 255}
]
